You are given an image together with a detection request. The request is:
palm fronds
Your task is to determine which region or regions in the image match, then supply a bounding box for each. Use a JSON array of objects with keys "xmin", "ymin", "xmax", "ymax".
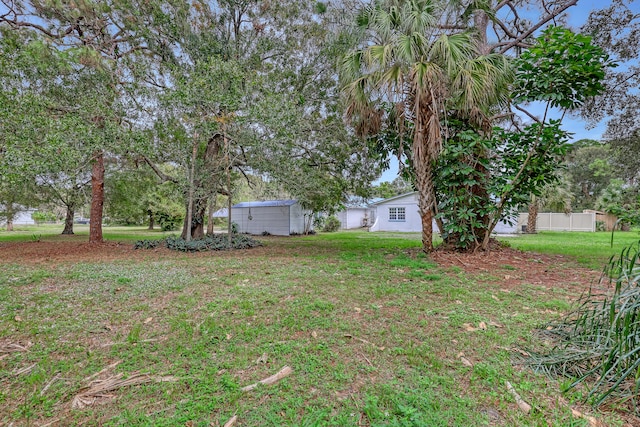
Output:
[{"xmin": 528, "ymin": 241, "xmax": 640, "ymax": 410}]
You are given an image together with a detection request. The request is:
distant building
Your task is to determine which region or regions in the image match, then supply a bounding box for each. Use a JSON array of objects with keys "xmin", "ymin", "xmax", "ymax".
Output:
[
  {"xmin": 0, "ymin": 207, "xmax": 36, "ymax": 226},
  {"xmin": 231, "ymin": 200, "xmax": 311, "ymax": 236}
]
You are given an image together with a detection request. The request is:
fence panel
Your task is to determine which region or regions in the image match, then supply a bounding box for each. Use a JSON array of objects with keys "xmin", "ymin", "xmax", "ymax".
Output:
[{"xmin": 517, "ymin": 212, "xmax": 595, "ymax": 232}]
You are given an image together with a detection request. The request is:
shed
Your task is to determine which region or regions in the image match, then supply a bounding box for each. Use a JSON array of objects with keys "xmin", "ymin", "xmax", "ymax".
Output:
[{"xmin": 231, "ymin": 200, "xmax": 310, "ymax": 236}]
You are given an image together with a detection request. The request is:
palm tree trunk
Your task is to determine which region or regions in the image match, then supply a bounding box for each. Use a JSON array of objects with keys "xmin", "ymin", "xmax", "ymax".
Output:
[
  {"xmin": 527, "ymin": 201, "xmax": 538, "ymax": 234},
  {"xmin": 413, "ymin": 137, "xmax": 435, "ymax": 253}
]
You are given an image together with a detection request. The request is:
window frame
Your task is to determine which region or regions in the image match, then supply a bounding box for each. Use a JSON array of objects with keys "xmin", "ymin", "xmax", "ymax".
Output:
[{"xmin": 389, "ymin": 207, "xmax": 406, "ymax": 222}]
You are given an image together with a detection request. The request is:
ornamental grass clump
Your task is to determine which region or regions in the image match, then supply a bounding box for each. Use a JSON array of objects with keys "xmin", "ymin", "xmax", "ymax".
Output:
[{"xmin": 528, "ymin": 241, "xmax": 640, "ymax": 410}]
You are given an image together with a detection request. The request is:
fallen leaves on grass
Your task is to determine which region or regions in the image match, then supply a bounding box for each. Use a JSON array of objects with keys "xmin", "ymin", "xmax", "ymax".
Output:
[
  {"xmin": 457, "ymin": 352, "xmax": 473, "ymax": 367},
  {"xmin": 241, "ymin": 366, "xmax": 292, "ymax": 392},
  {"xmin": 506, "ymin": 381, "xmax": 532, "ymax": 414},
  {"xmin": 570, "ymin": 408, "xmax": 604, "ymax": 427},
  {"xmin": 343, "ymin": 334, "xmax": 385, "ymax": 351},
  {"xmin": 222, "ymin": 414, "xmax": 238, "ymax": 427},
  {"xmin": 0, "ymin": 342, "xmax": 32, "ymax": 353},
  {"xmin": 463, "ymin": 321, "xmax": 503, "ymax": 332},
  {"xmin": 72, "ymin": 361, "xmax": 178, "ymax": 409},
  {"xmin": 12, "ymin": 363, "xmax": 36, "ymax": 377}
]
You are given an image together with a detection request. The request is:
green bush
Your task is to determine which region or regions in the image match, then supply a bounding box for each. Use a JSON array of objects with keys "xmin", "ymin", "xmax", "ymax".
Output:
[
  {"xmin": 134, "ymin": 234, "xmax": 262, "ymax": 252},
  {"xmin": 528, "ymin": 240, "xmax": 640, "ymax": 410},
  {"xmin": 31, "ymin": 211, "xmax": 57, "ymax": 224},
  {"xmin": 155, "ymin": 208, "xmax": 184, "ymax": 232},
  {"xmin": 321, "ymin": 216, "xmax": 341, "ymax": 232}
]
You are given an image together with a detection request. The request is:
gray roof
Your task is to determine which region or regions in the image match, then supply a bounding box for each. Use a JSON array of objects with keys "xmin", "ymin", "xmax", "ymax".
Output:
[
  {"xmin": 212, "ymin": 208, "xmax": 229, "ymax": 218},
  {"xmin": 371, "ymin": 191, "xmax": 417, "ymax": 205},
  {"xmin": 232, "ymin": 200, "xmax": 297, "ymax": 208}
]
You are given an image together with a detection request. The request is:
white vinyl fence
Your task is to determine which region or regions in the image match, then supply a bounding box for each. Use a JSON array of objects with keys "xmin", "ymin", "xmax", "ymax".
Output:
[{"xmin": 518, "ymin": 212, "xmax": 596, "ymax": 232}]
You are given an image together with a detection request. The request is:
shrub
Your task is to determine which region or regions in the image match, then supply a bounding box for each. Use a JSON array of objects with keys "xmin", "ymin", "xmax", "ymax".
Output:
[
  {"xmin": 31, "ymin": 211, "xmax": 57, "ymax": 224},
  {"xmin": 155, "ymin": 208, "xmax": 184, "ymax": 231},
  {"xmin": 134, "ymin": 234, "xmax": 262, "ymax": 252},
  {"xmin": 322, "ymin": 216, "xmax": 341, "ymax": 232},
  {"xmin": 528, "ymin": 240, "xmax": 640, "ymax": 410}
]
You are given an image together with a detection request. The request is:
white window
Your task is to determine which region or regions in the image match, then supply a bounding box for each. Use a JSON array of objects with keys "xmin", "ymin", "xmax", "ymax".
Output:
[{"xmin": 389, "ymin": 207, "xmax": 406, "ymax": 221}]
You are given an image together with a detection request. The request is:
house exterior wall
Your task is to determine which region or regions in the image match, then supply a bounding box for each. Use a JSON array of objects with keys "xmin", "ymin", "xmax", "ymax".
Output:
[
  {"xmin": 371, "ymin": 193, "xmax": 423, "ymax": 232},
  {"xmin": 337, "ymin": 208, "xmax": 374, "ymax": 229},
  {"xmin": 0, "ymin": 209, "xmax": 36, "ymax": 226},
  {"xmin": 231, "ymin": 206, "xmax": 292, "ymax": 236},
  {"xmin": 288, "ymin": 203, "xmax": 308, "ymax": 234}
]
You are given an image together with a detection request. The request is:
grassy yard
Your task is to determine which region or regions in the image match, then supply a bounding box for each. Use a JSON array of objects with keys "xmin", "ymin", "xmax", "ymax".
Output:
[
  {"xmin": 0, "ymin": 228, "xmax": 636, "ymax": 426},
  {"xmin": 504, "ymin": 230, "xmax": 640, "ymax": 269}
]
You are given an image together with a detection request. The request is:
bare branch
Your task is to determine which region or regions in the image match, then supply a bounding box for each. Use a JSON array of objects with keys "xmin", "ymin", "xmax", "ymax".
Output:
[
  {"xmin": 141, "ymin": 156, "xmax": 179, "ymax": 184},
  {"xmin": 498, "ymin": 0, "xmax": 578, "ymax": 54}
]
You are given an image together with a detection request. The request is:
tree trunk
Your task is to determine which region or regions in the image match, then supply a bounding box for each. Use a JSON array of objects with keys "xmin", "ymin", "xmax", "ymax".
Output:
[
  {"xmin": 62, "ymin": 205, "xmax": 75, "ymax": 235},
  {"xmin": 207, "ymin": 197, "xmax": 216, "ymax": 235},
  {"xmin": 4, "ymin": 204, "xmax": 16, "ymax": 231},
  {"xmin": 527, "ymin": 202, "xmax": 538, "ymax": 234},
  {"xmin": 89, "ymin": 151, "xmax": 105, "ymax": 243},
  {"xmin": 147, "ymin": 210, "xmax": 154, "ymax": 230},
  {"xmin": 181, "ymin": 193, "xmax": 207, "ymax": 240},
  {"xmin": 415, "ymin": 158, "xmax": 435, "ymax": 253}
]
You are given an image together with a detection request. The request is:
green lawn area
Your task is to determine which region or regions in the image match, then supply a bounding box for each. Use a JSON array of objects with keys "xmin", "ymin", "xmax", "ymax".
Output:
[
  {"xmin": 503, "ymin": 230, "xmax": 640, "ymax": 269},
  {"xmin": 0, "ymin": 228, "xmax": 635, "ymax": 426}
]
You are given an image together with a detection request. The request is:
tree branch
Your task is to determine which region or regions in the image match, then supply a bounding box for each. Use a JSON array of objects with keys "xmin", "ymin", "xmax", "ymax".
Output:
[
  {"xmin": 498, "ymin": 0, "xmax": 578, "ymax": 53},
  {"xmin": 141, "ymin": 156, "xmax": 178, "ymax": 183}
]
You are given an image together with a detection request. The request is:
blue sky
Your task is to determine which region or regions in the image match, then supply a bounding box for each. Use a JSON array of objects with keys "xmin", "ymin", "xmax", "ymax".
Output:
[{"xmin": 376, "ymin": 0, "xmax": 636, "ymax": 183}]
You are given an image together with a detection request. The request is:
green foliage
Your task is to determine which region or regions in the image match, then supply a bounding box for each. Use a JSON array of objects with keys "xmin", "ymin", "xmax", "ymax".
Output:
[
  {"xmin": 373, "ymin": 177, "xmax": 413, "ymax": 199},
  {"xmin": 155, "ymin": 205, "xmax": 184, "ymax": 232},
  {"xmin": 563, "ymin": 140, "xmax": 614, "ymax": 210},
  {"xmin": 513, "ymin": 26, "xmax": 615, "ymax": 109},
  {"xmin": 30, "ymin": 211, "xmax": 56, "ymax": 224},
  {"xmin": 528, "ymin": 241, "xmax": 640, "ymax": 410},
  {"xmin": 435, "ymin": 121, "xmax": 571, "ymax": 250},
  {"xmin": 596, "ymin": 179, "xmax": 640, "ymax": 227},
  {"xmin": 134, "ymin": 235, "xmax": 262, "ymax": 252},
  {"xmin": 321, "ymin": 216, "xmax": 341, "ymax": 233}
]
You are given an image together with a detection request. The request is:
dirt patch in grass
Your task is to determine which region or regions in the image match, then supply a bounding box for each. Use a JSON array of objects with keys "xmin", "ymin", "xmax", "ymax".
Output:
[{"xmin": 429, "ymin": 247, "xmax": 601, "ymax": 293}]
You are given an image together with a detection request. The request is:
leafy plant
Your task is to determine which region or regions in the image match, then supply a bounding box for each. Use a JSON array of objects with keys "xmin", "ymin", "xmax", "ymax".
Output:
[
  {"xmin": 321, "ymin": 216, "xmax": 341, "ymax": 232},
  {"xmin": 527, "ymin": 240, "xmax": 640, "ymax": 410},
  {"xmin": 31, "ymin": 211, "xmax": 57, "ymax": 224},
  {"xmin": 134, "ymin": 234, "xmax": 262, "ymax": 252}
]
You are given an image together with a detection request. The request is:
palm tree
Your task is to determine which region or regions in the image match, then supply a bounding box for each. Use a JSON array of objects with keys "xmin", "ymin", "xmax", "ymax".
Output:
[{"xmin": 340, "ymin": 0, "xmax": 511, "ymax": 252}]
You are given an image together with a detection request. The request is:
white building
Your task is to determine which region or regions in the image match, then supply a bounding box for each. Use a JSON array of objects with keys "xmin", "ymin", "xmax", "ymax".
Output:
[
  {"xmin": 336, "ymin": 207, "xmax": 376, "ymax": 229},
  {"xmin": 0, "ymin": 207, "xmax": 36, "ymax": 226},
  {"xmin": 368, "ymin": 192, "xmax": 518, "ymax": 234},
  {"xmin": 369, "ymin": 192, "xmax": 425, "ymax": 232},
  {"xmin": 231, "ymin": 200, "xmax": 310, "ymax": 236}
]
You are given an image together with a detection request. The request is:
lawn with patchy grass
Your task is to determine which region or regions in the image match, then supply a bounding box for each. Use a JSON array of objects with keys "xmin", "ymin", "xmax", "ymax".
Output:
[
  {"xmin": 0, "ymin": 229, "xmax": 634, "ymax": 426},
  {"xmin": 503, "ymin": 231, "xmax": 640, "ymax": 269}
]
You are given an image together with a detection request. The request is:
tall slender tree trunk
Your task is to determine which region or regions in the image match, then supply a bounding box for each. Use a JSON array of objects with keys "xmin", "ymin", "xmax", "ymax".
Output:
[
  {"xmin": 414, "ymin": 146, "xmax": 435, "ymax": 253},
  {"xmin": 62, "ymin": 204, "xmax": 75, "ymax": 235},
  {"xmin": 527, "ymin": 199, "xmax": 538, "ymax": 234},
  {"xmin": 4, "ymin": 204, "xmax": 15, "ymax": 231},
  {"xmin": 147, "ymin": 210, "xmax": 154, "ymax": 230},
  {"xmin": 89, "ymin": 151, "xmax": 104, "ymax": 243},
  {"xmin": 207, "ymin": 196, "xmax": 216, "ymax": 235}
]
